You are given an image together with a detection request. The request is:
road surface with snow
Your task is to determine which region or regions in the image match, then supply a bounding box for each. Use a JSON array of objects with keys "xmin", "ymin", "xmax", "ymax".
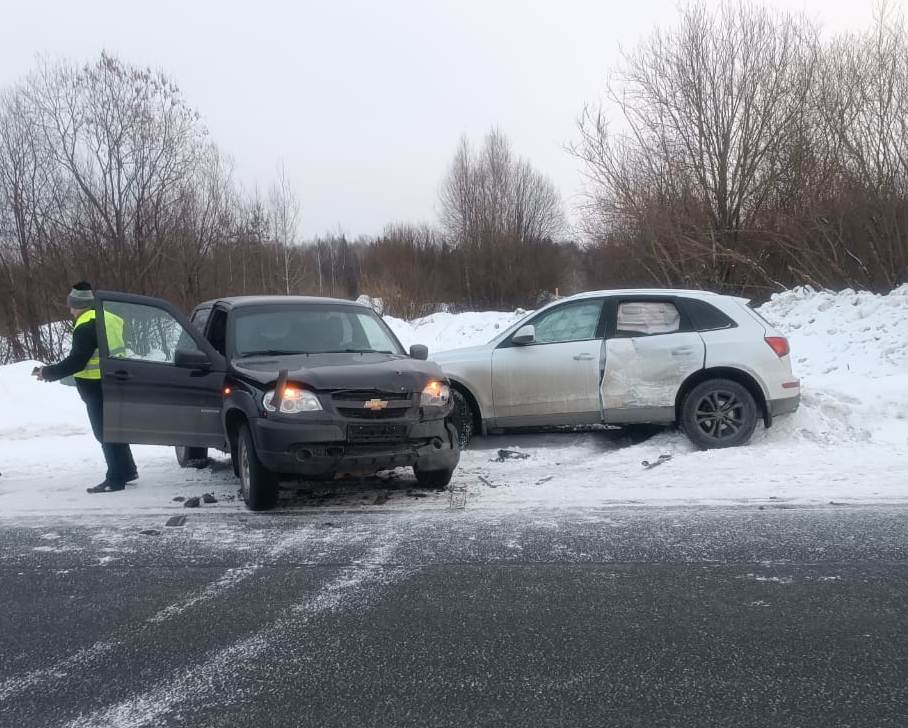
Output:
[{"xmin": 2, "ymin": 506, "xmax": 907, "ymax": 727}]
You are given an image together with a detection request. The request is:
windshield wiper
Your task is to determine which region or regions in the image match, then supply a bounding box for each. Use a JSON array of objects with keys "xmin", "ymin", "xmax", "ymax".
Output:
[
  {"xmin": 317, "ymin": 348, "xmax": 395, "ymax": 354},
  {"xmin": 236, "ymin": 349, "xmax": 308, "ymax": 358}
]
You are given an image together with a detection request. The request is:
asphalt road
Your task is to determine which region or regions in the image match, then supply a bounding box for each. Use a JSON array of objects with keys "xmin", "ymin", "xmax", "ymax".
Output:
[{"xmin": 1, "ymin": 504, "xmax": 907, "ymax": 727}]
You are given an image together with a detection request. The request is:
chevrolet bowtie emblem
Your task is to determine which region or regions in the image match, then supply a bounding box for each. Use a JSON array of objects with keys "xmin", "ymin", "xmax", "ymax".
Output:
[{"xmin": 364, "ymin": 398, "xmax": 389, "ymax": 411}]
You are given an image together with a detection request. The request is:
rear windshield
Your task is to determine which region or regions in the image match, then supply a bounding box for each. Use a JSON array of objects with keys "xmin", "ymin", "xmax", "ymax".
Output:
[{"xmin": 232, "ymin": 305, "xmax": 404, "ymax": 357}]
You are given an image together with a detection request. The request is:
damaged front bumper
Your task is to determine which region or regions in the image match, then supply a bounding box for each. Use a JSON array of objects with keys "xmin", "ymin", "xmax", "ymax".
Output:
[{"xmin": 252, "ymin": 417, "xmax": 460, "ymax": 479}]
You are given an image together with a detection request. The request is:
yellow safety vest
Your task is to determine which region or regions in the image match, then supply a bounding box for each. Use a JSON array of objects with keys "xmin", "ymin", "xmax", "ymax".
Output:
[{"xmin": 73, "ymin": 310, "xmax": 127, "ymax": 380}]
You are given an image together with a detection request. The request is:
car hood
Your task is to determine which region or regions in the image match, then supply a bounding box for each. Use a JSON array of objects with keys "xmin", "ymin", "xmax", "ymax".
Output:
[
  {"xmin": 231, "ymin": 352, "xmax": 444, "ymax": 392},
  {"xmin": 430, "ymin": 344, "xmax": 492, "ymax": 363}
]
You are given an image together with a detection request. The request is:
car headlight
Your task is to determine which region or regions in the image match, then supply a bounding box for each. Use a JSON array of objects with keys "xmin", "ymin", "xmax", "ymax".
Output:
[
  {"xmin": 420, "ymin": 380, "xmax": 450, "ymax": 407},
  {"xmin": 263, "ymin": 386, "xmax": 322, "ymax": 414}
]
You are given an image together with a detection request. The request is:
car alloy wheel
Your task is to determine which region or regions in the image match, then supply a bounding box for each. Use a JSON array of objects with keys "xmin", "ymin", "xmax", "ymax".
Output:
[{"xmin": 694, "ymin": 389, "xmax": 746, "ymax": 442}]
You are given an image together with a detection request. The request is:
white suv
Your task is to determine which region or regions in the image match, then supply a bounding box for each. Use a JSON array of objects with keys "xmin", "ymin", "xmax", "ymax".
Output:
[{"xmin": 432, "ymin": 290, "xmax": 800, "ymax": 449}]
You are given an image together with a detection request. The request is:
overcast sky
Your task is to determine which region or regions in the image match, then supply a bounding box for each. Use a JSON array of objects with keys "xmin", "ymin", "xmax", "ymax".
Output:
[{"xmin": 0, "ymin": 0, "xmax": 891, "ymax": 238}]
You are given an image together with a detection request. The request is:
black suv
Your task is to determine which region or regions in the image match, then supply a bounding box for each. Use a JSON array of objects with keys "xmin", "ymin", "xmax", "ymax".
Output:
[{"xmin": 89, "ymin": 292, "xmax": 460, "ymax": 510}]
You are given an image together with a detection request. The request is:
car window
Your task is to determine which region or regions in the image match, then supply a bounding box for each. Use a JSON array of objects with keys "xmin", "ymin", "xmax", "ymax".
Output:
[
  {"xmin": 232, "ymin": 306, "xmax": 404, "ymax": 356},
  {"xmin": 529, "ymin": 300, "xmax": 603, "ymax": 344},
  {"xmin": 683, "ymin": 298, "xmax": 737, "ymax": 331},
  {"xmin": 206, "ymin": 308, "xmax": 228, "ymax": 356},
  {"xmin": 616, "ymin": 301, "xmax": 681, "ymax": 336},
  {"xmin": 102, "ymin": 301, "xmax": 201, "ymax": 363},
  {"xmin": 189, "ymin": 307, "xmax": 211, "ymax": 334},
  {"xmin": 358, "ymin": 314, "xmax": 397, "ymax": 351}
]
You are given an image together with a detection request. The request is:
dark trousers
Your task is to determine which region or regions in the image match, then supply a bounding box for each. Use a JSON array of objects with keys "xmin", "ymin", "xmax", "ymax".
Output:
[{"xmin": 76, "ymin": 380, "xmax": 137, "ymax": 483}]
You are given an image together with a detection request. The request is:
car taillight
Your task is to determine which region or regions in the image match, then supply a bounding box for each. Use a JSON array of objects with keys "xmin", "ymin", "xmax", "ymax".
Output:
[{"xmin": 765, "ymin": 336, "xmax": 790, "ymax": 358}]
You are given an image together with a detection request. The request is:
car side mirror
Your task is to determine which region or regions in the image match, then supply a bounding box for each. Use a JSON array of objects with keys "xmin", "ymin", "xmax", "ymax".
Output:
[
  {"xmin": 409, "ymin": 344, "xmax": 429, "ymax": 361},
  {"xmin": 174, "ymin": 348, "xmax": 211, "ymax": 370},
  {"xmin": 511, "ymin": 325, "xmax": 536, "ymax": 346}
]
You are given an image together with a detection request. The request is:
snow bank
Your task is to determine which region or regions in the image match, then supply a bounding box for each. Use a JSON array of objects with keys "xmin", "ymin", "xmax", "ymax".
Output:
[
  {"xmin": 1, "ymin": 286, "xmax": 906, "ymax": 517},
  {"xmin": 760, "ymin": 284, "xmax": 908, "ymax": 380},
  {"xmin": 0, "ymin": 361, "xmax": 88, "ymax": 441},
  {"xmin": 385, "ymin": 310, "xmax": 526, "ymax": 354}
]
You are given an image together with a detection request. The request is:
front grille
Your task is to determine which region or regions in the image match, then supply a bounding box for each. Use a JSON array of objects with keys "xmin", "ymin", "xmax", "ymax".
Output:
[
  {"xmin": 338, "ymin": 406, "xmax": 410, "ymax": 420},
  {"xmin": 332, "ymin": 389, "xmax": 414, "ymax": 420},
  {"xmin": 332, "ymin": 389, "xmax": 409, "ymax": 401}
]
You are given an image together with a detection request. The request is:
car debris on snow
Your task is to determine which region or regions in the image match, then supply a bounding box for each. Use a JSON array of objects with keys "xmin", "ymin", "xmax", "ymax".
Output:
[
  {"xmin": 183, "ymin": 496, "xmax": 201, "ymax": 508},
  {"xmin": 202, "ymin": 493, "xmax": 217, "ymax": 504},
  {"xmin": 642, "ymin": 454, "xmax": 672, "ymax": 470},
  {"xmin": 449, "ymin": 484, "xmax": 468, "ymax": 509},
  {"xmin": 494, "ymin": 449, "xmax": 531, "ymax": 462}
]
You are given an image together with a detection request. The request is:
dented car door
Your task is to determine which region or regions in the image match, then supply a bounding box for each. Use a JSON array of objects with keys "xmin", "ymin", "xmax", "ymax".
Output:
[{"xmin": 600, "ymin": 298, "xmax": 704, "ymax": 423}]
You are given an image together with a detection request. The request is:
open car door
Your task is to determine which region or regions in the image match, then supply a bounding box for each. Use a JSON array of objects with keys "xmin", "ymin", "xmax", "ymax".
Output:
[{"xmin": 95, "ymin": 291, "xmax": 227, "ymax": 448}]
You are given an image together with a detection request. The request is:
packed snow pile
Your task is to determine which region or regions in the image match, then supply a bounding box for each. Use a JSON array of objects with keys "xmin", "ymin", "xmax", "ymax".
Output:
[
  {"xmin": 386, "ymin": 310, "xmax": 527, "ymax": 354},
  {"xmin": 759, "ymin": 284, "xmax": 908, "ymax": 380},
  {"xmin": 0, "ymin": 286, "xmax": 906, "ymax": 517}
]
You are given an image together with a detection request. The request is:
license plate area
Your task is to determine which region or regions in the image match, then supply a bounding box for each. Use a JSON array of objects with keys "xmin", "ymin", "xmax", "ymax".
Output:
[{"xmin": 347, "ymin": 423, "xmax": 408, "ymax": 443}]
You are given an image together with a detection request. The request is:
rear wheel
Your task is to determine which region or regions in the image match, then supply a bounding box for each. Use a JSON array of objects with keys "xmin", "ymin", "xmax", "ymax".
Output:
[
  {"xmin": 450, "ymin": 389, "xmax": 475, "ymax": 448},
  {"xmin": 175, "ymin": 446, "xmax": 208, "ymax": 469},
  {"xmin": 681, "ymin": 379, "xmax": 758, "ymax": 449},
  {"xmin": 413, "ymin": 465, "xmax": 455, "ymax": 490},
  {"xmin": 237, "ymin": 424, "xmax": 278, "ymax": 511}
]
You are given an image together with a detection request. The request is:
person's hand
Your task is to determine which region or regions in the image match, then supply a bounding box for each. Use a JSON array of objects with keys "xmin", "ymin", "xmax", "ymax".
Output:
[{"xmin": 31, "ymin": 366, "xmax": 45, "ymax": 381}]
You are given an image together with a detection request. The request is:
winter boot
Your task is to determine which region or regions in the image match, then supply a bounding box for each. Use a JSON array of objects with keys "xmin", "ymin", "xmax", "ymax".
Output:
[{"xmin": 87, "ymin": 480, "xmax": 126, "ymax": 493}]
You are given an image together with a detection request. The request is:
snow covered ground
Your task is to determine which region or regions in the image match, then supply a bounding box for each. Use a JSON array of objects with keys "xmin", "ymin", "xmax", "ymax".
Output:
[{"xmin": 1, "ymin": 286, "xmax": 906, "ymax": 519}]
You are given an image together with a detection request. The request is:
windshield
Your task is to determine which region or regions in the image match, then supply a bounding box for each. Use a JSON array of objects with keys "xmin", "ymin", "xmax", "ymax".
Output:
[{"xmin": 232, "ymin": 305, "xmax": 405, "ymax": 357}]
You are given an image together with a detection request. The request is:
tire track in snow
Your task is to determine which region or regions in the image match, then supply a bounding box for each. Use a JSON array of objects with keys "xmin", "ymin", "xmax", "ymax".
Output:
[
  {"xmin": 59, "ymin": 538, "xmax": 408, "ymax": 728},
  {"xmin": 0, "ymin": 528, "xmax": 316, "ymax": 703}
]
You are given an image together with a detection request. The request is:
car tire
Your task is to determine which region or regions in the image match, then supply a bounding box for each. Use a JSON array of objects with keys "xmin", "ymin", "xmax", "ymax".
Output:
[
  {"xmin": 175, "ymin": 446, "xmax": 209, "ymax": 469},
  {"xmin": 413, "ymin": 465, "xmax": 455, "ymax": 490},
  {"xmin": 450, "ymin": 389, "xmax": 475, "ymax": 448},
  {"xmin": 681, "ymin": 378, "xmax": 758, "ymax": 450},
  {"xmin": 237, "ymin": 424, "xmax": 278, "ymax": 511}
]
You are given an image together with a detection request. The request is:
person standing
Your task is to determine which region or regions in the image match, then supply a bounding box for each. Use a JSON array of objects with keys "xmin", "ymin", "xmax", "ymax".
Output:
[{"xmin": 33, "ymin": 282, "xmax": 138, "ymax": 493}]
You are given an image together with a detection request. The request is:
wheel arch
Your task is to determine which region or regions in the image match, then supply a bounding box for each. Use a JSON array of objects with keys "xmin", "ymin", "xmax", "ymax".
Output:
[
  {"xmin": 224, "ymin": 407, "xmax": 249, "ymax": 455},
  {"xmin": 675, "ymin": 367, "xmax": 771, "ymax": 428},
  {"xmin": 447, "ymin": 377, "xmax": 484, "ymax": 434}
]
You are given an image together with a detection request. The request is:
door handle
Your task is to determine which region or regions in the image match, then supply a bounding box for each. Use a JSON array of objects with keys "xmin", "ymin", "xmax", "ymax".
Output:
[
  {"xmin": 112, "ymin": 370, "xmax": 131, "ymax": 381},
  {"xmin": 573, "ymin": 353, "xmax": 595, "ymax": 361},
  {"xmin": 671, "ymin": 347, "xmax": 694, "ymax": 356}
]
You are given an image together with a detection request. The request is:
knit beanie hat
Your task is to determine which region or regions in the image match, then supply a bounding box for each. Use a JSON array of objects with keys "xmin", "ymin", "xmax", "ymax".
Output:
[{"xmin": 67, "ymin": 281, "xmax": 94, "ymax": 310}]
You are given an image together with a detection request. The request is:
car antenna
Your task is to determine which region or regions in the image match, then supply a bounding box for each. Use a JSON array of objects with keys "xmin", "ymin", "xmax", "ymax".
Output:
[{"xmin": 272, "ymin": 368, "xmax": 289, "ymax": 412}]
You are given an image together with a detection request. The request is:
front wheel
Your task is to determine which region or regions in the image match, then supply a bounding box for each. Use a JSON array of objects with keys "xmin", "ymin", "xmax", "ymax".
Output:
[
  {"xmin": 237, "ymin": 424, "xmax": 278, "ymax": 511},
  {"xmin": 175, "ymin": 446, "xmax": 208, "ymax": 469},
  {"xmin": 413, "ymin": 465, "xmax": 455, "ymax": 490},
  {"xmin": 681, "ymin": 379, "xmax": 758, "ymax": 450},
  {"xmin": 450, "ymin": 389, "xmax": 476, "ymax": 448}
]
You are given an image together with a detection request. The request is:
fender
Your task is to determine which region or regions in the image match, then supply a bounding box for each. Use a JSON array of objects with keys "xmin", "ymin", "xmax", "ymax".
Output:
[{"xmin": 446, "ymin": 374, "xmax": 489, "ymax": 435}]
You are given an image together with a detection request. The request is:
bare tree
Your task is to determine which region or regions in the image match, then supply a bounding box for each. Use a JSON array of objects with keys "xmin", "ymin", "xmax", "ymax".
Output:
[
  {"xmin": 26, "ymin": 52, "xmax": 207, "ymax": 290},
  {"xmin": 440, "ymin": 129, "xmax": 567, "ymax": 307},
  {"xmin": 576, "ymin": 1, "xmax": 819, "ymax": 290},
  {"xmin": 268, "ymin": 163, "xmax": 301, "ymax": 295}
]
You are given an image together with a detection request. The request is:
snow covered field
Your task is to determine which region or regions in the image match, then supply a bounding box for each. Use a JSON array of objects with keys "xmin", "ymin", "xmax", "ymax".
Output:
[{"xmin": 1, "ymin": 286, "xmax": 906, "ymax": 519}]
